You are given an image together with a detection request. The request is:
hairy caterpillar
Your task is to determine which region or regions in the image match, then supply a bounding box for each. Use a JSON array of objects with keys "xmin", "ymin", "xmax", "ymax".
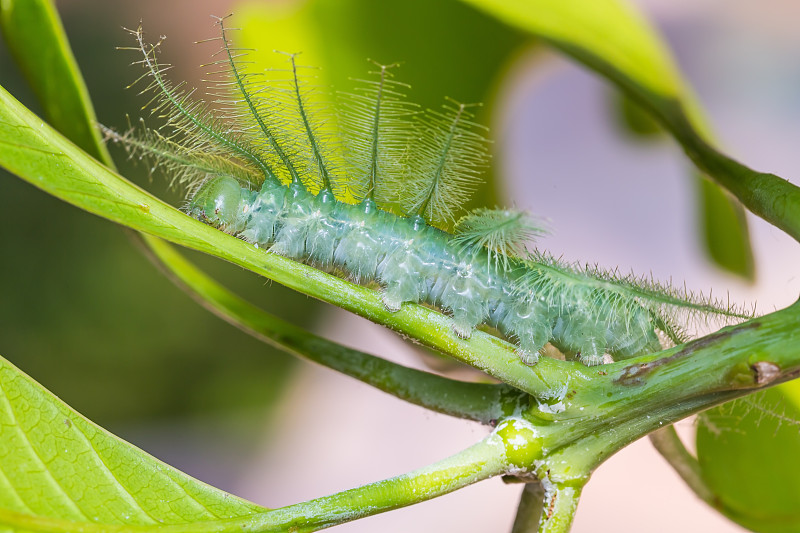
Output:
[{"xmin": 104, "ymin": 18, "xmax": 749, "ymax": 366}]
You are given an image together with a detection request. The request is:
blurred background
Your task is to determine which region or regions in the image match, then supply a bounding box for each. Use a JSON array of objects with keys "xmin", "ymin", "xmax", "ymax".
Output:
[{"xmin": 1, "ymin": 0, "xmax": 799, "ymax": 531}]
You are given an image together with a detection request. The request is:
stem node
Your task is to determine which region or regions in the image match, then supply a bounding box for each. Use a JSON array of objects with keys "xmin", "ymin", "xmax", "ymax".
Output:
[{"xmin": 752, "ymin": 361, "xmax": 781, "ymax": 385}]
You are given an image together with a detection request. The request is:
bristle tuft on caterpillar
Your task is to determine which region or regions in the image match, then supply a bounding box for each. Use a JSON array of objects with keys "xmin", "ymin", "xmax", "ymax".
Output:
[
  {"xmin": 105, "ymin": 19, "xmax": 754, "ymax": 368},
  {"xmin": 454, "ymin": 208, "xmax": 546, "ymax": 270},
  {"xmin": 398, "ymin": 100, "xmax": 490, "ymax": 228},
  {"xmin": 340, "ymin": 61, "xmax": 418, "ymax": 206}
]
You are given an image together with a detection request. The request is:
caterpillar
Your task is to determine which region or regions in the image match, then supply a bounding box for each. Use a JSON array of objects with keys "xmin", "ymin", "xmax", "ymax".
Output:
[{"xmin": 104, "ymin": 17, "xmax": 750, "ymax": 366}]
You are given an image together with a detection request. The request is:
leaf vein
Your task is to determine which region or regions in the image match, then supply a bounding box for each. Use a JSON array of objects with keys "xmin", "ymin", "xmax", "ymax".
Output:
[{"xmin": 0, "ymin": 376, "xmax": 89, "ymax": 521}]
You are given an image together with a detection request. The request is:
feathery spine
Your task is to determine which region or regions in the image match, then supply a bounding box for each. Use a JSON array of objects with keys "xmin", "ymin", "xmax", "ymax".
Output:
[
  {"xmin": 453, "ymin": 208, "xmax": 546, "ymax": 270},
  {"xmin": 212, "ymin": 15, "xmax": 301, "ymax": 184},
  {"xmin": 340, "ymin": 62, "xmax": 417, "ymax": 203},
  {"xmin": 403, "ymin": 101, "xmax": 490, "ymax": 227},
  {"xmin": 125, "ymin": 25, "xmax": 275, "ymax": 181}
]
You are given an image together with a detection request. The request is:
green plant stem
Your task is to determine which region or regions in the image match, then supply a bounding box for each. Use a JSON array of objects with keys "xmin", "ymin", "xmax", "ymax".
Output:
[
  {"xmin": 537, "ymin": 483, "xmax": 582, "ymax": 533},
  {"xmin": 244, "ymin": 430, "xmax": 511, "ymax": 532},
  {"xmin": 529, "ymin": 302, "xmax": 800, "ymax": 486},
  {"xmin": 142, "ymin": 233, "xmax": 525, "ymax": 423},
  {"xmin": 649, "ymin": 426, "xmax": 714, "ymax": 504},
  {"xmin": 511, "ymin": 482, "xmax": 545, "ymax": 533},
  {"xmin": 0, "ymin": 82, "xmax": 578, "ymax": 398},
  {"xmin": 647, "ymin": 424, "xmax": 764, "ymax": 525},
  {"xmin": 665, "ymin": 111, "xmax": 800, "ymax": 243},
  {"xmin": 546, "ymin": 39, "xmax": 800, "ymax": 243},
  {"xmin": 0, "ymin": 429, "xmax": 513, "ymax": 533},
  {"xmin": 553, "ymin": 36, "xmax": 800, "ymax": 243}
]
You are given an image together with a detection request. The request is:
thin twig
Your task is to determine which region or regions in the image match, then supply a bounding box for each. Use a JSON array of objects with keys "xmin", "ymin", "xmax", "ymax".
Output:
[
  {"xmin": 511, "ymin": 482, "xmax": 545, "ymax": 533},
  {"xmin": 649, "ymin": 425, "xmax": 715, "ymax": 504}
]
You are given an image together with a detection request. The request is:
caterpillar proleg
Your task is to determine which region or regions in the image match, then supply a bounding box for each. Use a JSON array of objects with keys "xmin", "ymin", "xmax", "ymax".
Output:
[{"xmin": 104, "ymin": 18, "xmax": 751, "ymax": 366}]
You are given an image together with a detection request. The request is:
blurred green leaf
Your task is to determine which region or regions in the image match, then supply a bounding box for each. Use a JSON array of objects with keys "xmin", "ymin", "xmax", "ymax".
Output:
[
  {"xmin": 0, "ymin": 0, "xmax": 110, "ymax": 162},
  {"xmin": 458, "ymin": 0, "xmax": 755, "ymax": 279},
  {"xmin": 697, "ymin": 381, "xmax": 800, "ymax": 533},
  {"xmin": 234, "ymin": 0, "xmax": 531, "ymax": 212},
  {"xmin": 0, "ymin": 353, "xmax": 268, "ymax": 530},
  {"xmin": 698, "ymin": 176, "xmax": 755, "ymax": 279},
  {"xmin": 613, "ymin": 92, "xmax": 662, "ymax": 138},
  {"xmin": 461, "ymin": 0, "xmax": 685, "ymax": 96}
]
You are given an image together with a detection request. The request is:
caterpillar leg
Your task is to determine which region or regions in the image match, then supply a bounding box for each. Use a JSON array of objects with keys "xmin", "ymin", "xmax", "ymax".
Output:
[
  {"xmin": 304, "ymin": 192, "xmax": 340, "ymax": 268},
  {"xmin": 449, "ymin": 315, "xmax": 479, "ymax": 340},
  {"xmin": 499, "ymin": 300, "xmax": 552, "ymax": 366},
  {"xmin": 380, "ymin": 288, "xmax": 405, "ymax": 313},
  {"xmin": 441, "ymin": 264, "xmax": 490, "ymax": 340},
  {"xmin": 270, "ymin": 184, "xmax": 316, "ymax": 258},
  {"xmin": 608, "ymin": 309, "xmax": 663, "ymax": 360},
  {"xmin": 239, "ymin": 182, "xmax": 287, "ymax": 245},
  {"xmin": 577, "ymin": 339, "xmax": 606, "ymax": 366},
  {"xmin": 271, "ymin": 223, "xmax": 308, "ymax": 259},
  {"xmin": 516, "ymin": 348, "xmax": 541, "ymax": 366},
  {"xmin": 335, "ymin": 227, "xmax": 381, "ymax": 284},
  {"xmin": 305, "ymin": 217, "xmax": 338, "ymax": 268},
  {"xmin": 240, "ymin": 207, "xmax": 279, "ymax": 244},
  {"xmin": 380, "ymin": 247, "xmax": 427, "ymax": 312},
  {"xmin": 514, "ymin": 322, "xmax": 551, "ymax": 366},
  {"xmin": 381, "ymin": 275, "xmax": 425, "ymax": 312}
]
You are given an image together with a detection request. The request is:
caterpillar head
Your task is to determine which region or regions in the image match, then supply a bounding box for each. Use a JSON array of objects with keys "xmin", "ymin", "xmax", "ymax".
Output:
[{"xmin": 189, "ymin": 176, "xmax": 245, "ymax": 230}]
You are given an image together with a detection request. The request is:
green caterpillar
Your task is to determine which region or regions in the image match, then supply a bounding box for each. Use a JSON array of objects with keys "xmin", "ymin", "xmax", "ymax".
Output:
[{"xmin": 104, "ymin": 17, "xmax": 749, "ymax": 366}]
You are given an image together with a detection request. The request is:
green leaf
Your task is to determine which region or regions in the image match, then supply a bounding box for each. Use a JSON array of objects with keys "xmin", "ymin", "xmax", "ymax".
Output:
[
  {"xmin": 698, "ymin": 175, "xmax": 755, "ymax": 279},
  {"xmin": 0, "ymin": 0, "xmax": 111, "ymax": 163},
  {"xmin": 696, "ymin": 381, "xmax": 800, "ymax": 532},
  {"xmin": 457, "ymin": 0, "xmax": 756, "ymax": 279},
  {"xmin": 0, "ymin": 353, "xmax": 268, "ymax": 530}
]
